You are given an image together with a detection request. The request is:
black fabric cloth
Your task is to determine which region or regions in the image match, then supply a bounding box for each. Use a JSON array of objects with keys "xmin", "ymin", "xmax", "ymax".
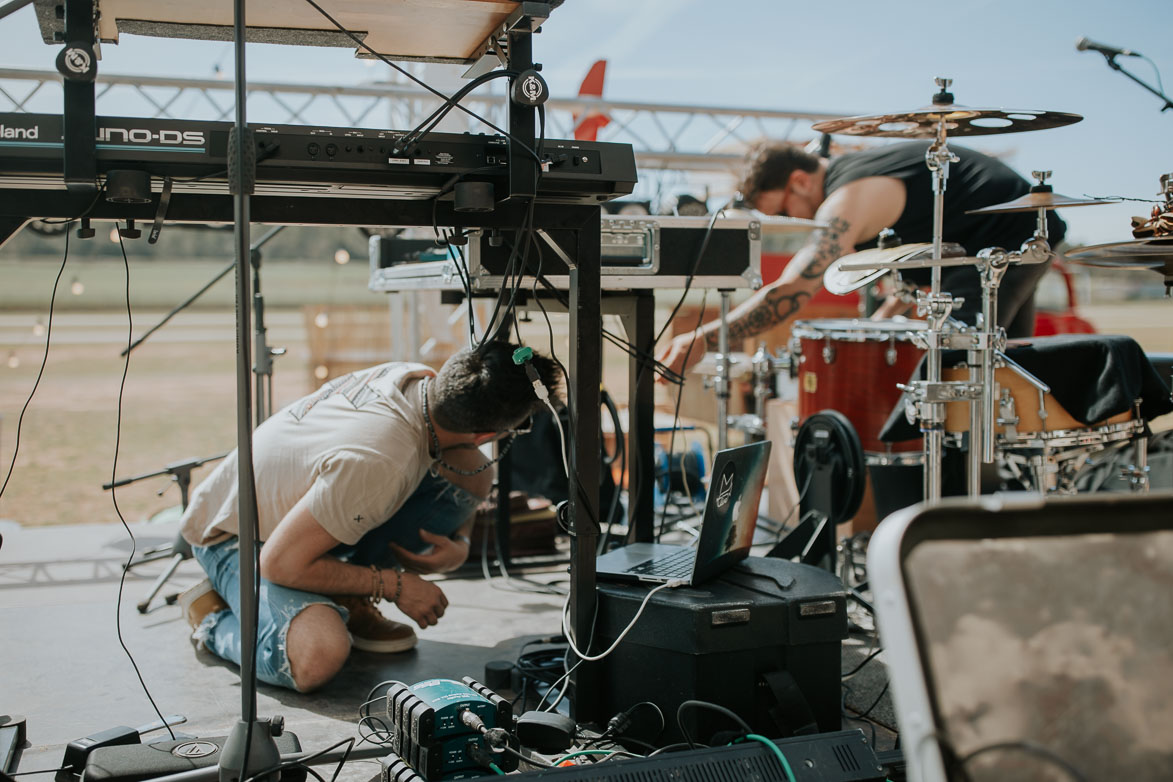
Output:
[
  {"xmin": 824, "ymin": 142, "xmax": 1067, "ymax": 337},
  {"xmin": 880, "ymin": 334, "xmax": 1173, "ymax": 442}
]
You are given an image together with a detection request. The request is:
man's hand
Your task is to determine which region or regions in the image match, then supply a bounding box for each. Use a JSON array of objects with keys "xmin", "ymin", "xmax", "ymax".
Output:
[
  {"xmin": 655, "ymin": 332, "xmax": 707, "ymax": 384},
  {"xmin": 872, "ymin": 294, "xmax": 915, "ymax": 320},
  {"xmin": 394, "ymin": 571, "xmax": 449, "ymax": 629},
  {"xmin": 389, "ymin": 530, "xmax": 470, "ymax": 574}
]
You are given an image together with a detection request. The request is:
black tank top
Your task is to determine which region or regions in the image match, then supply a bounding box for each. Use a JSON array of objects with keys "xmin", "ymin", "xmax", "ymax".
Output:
[{"xmin": 823, "ymin": 141, "xmax": 1066, "ymax": 257}]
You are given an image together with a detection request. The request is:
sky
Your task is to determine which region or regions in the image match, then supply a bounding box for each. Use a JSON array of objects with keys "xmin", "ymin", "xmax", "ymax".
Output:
[{"xmin": 0, "ymin": 0, "xmax": 1169, "ymax": 246}]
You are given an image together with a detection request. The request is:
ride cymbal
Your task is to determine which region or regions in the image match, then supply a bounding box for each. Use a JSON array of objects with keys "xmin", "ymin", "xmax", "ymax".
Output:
[
  {"xmin": 1064, "ymin": 237, "xmax": 1173, "ymax": 271},
  {"xmin": 812, "ymin": 105, "xmax": 1082, "ymax": 138},
  {"xmin": 966, "ymin": 191, "xmax": 1113, "ymax": 214}
]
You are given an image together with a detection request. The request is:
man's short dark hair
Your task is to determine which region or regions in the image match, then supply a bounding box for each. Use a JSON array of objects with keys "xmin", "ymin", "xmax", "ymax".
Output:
[
  {"xmin": 737, "ymin": 142, "xmax": 820, "ymax": 207},
  {"xmin": 430, "ymin": 342, "xmax": 563, "ymax": 433}
]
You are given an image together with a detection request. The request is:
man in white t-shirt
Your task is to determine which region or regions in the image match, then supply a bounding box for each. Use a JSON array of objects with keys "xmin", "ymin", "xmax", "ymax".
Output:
[{"xmin": 177, "ymin": 341, "xmax": 562, "ymax": 692}]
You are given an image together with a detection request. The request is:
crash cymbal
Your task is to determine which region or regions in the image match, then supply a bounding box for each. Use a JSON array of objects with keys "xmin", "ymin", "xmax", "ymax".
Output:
[
  {"xmin": 1064, "ymin": 237, "xmax": 1173, "ymax": 271},
  {"xmin": 966, "ymin": 190, "xmax": 1114, "ymax": 215},
  {"xmin": 835, "ymin": 242, "xmax": 975, "ymax": 273},
  {"xmin": 812, "ymin": 105, "xmax": 1082, "ymax": 138}
]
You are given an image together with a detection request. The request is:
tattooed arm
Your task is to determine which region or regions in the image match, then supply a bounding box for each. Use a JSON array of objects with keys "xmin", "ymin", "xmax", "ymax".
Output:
[{"xmin": 655, "ymin": 176, "xmax": 904, "ymax": 379}]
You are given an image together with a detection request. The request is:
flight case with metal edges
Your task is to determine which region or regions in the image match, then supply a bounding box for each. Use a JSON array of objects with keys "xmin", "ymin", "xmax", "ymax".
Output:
[
  {"xmin": 592, "ymin": 556, "xmax": 848, "ymax": 745},
  {"xmin": 367, "ymin": 214, "xmax": 764, "ymax": 292}
]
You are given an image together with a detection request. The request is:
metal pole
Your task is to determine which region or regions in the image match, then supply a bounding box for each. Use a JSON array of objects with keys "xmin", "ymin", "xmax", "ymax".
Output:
[{"xmin": 715, "ymin": 290, "xmax": 732, "ymax": 451}]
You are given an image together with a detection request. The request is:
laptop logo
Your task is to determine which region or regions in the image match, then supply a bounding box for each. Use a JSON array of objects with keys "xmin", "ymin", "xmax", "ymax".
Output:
[{"xmin": 715, "ymin": 465, "xmax": 736, "ymax": 509}]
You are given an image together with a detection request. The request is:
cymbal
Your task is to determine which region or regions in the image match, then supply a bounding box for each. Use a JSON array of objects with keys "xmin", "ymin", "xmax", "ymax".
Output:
[
  {"xmin": 1064, "ymin": 237, "xmax": 1173, "ymax": 271},
  {"xmin": 757, "ymin": 215, "xmax": 826, "ymax": 234},
  {"xmin": 966, "ymin": 190, "xmax": 1114, "ymax": 215},
  {"xmin": 824, "ymin": 243, "xmax": 932, "ymax": 294},
  {"xmin": 812, "ymin": 105, "xmax": 1082, "ymax": 138},
  {"xmin": 835, "ymin": 242, "xmax": 976, "ymax": 272},
  {"xmin": 691, "ymin": 351, "xmax": 755, "ymax": 380}
]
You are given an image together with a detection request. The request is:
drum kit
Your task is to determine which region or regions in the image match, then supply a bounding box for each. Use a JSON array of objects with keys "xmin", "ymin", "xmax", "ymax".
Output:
[{"xmin": 695, "ymin": 78, "xmax": 1167, "ymax": 503}]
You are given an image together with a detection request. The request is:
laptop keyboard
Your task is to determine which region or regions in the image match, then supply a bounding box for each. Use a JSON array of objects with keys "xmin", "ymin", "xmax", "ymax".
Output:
[{"xmin": 628, "ymin": 547, "xmax": 695, "ymax": 578}]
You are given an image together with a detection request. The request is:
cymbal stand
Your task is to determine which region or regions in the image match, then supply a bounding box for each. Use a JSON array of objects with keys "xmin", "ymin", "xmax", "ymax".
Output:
[
  {"xmin": 107, "ymin": 452, "xmax": 228, "ymax": 612},
  {"xmin": 714, "ymin": 289, "xmax": 733, "ymax": 451},
  {"xmin": 918, "ymin": 79, "xmax": 965, "ymax": 501}
]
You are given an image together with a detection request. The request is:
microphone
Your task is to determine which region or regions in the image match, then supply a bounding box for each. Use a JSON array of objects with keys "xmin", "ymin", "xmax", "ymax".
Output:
[{"xmin": 1076, "ymin": 36, "xmax": 1141, "ymax": 58}]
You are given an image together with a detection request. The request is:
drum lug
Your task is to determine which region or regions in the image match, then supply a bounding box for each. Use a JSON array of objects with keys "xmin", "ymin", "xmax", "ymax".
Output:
[
  {"xmin": 822, "ymin": 338, "xmax": 836, "ymax": 365},
  {"xmin": 885, "ymin": 337, "xmax": 898, "ymax": 366},
  {"xmin": 997, "ymin": 388, "xmax": 1019, "ymax": 440}
]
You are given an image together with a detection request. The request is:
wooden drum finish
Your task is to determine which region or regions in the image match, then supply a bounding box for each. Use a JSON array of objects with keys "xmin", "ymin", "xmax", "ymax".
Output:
[{"xmin": 791, "ymin": 319, "xmax": 926, "ymax": 454}]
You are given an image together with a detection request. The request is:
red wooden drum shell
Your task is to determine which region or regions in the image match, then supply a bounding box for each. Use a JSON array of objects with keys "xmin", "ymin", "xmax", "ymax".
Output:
[{"xmin": 792, "ymin": 319, "xmax": 925, "ymax": 453}]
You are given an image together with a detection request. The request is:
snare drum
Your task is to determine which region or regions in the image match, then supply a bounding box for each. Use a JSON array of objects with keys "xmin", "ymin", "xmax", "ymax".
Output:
[
  {"xmin": 943, "ymin": 365, "xmax": 1136, "ymax": 446},
  {"xmin": 791, "ymin": 319, "xmax": 926, "ymax": 454}
]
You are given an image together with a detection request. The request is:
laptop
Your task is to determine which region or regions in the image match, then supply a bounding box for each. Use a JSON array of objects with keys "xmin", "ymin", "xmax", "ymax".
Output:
[
  {"xmin": 868, "ymin": 491, "xmax": 1173, "ymax": 782},
  {"xmin": 596, "ymin": 440, "xmax": 771, "ymax": 586}
]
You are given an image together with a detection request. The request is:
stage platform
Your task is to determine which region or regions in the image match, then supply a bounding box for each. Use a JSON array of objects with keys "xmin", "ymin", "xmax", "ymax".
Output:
[{"xmin": 0, "ymin": 518, "xmax": 891, "ymax": 780}]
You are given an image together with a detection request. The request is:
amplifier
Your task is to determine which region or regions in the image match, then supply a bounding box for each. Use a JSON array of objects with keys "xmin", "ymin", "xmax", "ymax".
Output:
[
  {"xmin": 593, "ymin": 556, "xmax": 848, "ymax": 745},
  {"xmin": 367, "ymin": 214, "xmax": 765, "ymax": 292}
]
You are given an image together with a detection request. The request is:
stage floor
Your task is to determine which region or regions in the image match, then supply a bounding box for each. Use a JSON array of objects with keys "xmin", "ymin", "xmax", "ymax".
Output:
[{"xmin": 0, "ymin": 518, "xmax": 891, "ymax": 780}]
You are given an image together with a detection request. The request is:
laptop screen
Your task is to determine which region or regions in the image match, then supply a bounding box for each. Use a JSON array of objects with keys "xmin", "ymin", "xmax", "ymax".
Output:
[
  {"xmin": 888, "ymin": 494, "xmax": 1173, "ymax": 781},
  {"xmin": 690, "ymin": 440, "xmax": 771, "ymax": 585}
]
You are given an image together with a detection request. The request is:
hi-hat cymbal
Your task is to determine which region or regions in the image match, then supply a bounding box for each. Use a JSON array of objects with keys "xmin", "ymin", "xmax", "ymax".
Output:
[
  {"xmin": 812, "ymin": 105, "xmax": 1082, "ymax": 138},
  {"xmin": 824, "ymin": 243, "xmax": 931, "ymax": 294},
  {"xmin": 757, "ymin": 215, "xmax": 827, "ymax": 234},
  {"xmin": 691, "ymin": 351, "xmax": 755, "ymax": 380},
  {"xmin": 835, "ymin": 242, "xmax": 976, "ymax": 272},
  {"xmin": 1064, "ymin": 237, "xmax": 1173, "ymax": 271},
  {"xmin": 966, "ymin": 190, "xmax": 1114, "ymax": 215}
]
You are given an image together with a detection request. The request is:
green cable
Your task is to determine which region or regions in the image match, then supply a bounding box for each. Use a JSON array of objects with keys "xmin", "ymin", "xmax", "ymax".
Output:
[
  {"xmin": 741, "ymin": 734, "xmax": 797, "ymax": 782},
  {"xmin": 488, "ymin": 762, "xmax": 505, "ymax": 775}
]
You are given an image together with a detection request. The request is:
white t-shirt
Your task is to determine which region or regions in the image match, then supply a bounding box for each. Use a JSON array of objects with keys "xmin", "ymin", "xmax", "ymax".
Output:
[{"xmin": 181, "ymin": 363, "xmax": 434, "ymax": 547}]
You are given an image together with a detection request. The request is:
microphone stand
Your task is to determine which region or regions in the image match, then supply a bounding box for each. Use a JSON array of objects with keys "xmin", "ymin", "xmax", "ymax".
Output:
[{"xmin": 1097, "ymin": 54, "xmax": 1173, "ymax": 113}]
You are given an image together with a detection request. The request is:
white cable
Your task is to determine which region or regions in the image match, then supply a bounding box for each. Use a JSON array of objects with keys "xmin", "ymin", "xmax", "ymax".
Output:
[
  {"xmin": 544, "ymin": 398, "xmax": 570, "ymax": 479},
  {"xmin": 560, "ymin": 579, "xmax": 685, "ymax": 662}
]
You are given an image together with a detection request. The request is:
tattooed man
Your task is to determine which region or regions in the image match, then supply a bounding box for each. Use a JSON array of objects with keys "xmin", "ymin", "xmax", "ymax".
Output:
[{"xmin": 657, "ymin": 142, "xmax": 1065, "ymax": 377}]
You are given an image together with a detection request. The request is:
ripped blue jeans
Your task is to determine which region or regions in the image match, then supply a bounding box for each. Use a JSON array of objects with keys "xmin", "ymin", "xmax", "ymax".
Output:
[{"xmin": 191, "ymin": 470, "xmax": 481, "ymax": 689}]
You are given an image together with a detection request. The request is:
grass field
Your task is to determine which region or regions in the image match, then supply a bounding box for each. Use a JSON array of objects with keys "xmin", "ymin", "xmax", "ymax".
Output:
[{"xmin": 1, "ymin": 254, "xmax": 1170, "ymax": 528}]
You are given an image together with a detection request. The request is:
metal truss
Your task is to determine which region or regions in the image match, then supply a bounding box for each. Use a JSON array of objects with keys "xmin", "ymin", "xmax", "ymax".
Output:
[{"xmin": 0, "ymin": 66, "xmax": 847, "ymax": 204}]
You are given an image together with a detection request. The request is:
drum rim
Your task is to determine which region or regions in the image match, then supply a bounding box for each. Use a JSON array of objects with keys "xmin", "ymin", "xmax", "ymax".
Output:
[{"xmin": 791, "ymin": 317, "xmax": 928, "ymax": 341}]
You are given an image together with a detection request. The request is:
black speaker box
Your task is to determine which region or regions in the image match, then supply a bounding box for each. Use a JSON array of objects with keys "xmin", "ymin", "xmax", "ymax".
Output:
[
  {"xmin": 593, "ymin": 556, "xmax": 847, "ymax": 744},
  {"xmin": 82, "ymin": 733, "xmax": 305, "ymax": 782}
]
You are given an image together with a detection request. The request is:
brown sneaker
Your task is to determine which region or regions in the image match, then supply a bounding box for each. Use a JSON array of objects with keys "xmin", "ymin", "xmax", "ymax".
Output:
[
  {"xmin": 334, "ymin": 596, "xmax": 418, "ymax": 653},
  {"xmin": 177, "ymin": 578, "xmax": 229, "ymax": 630}
]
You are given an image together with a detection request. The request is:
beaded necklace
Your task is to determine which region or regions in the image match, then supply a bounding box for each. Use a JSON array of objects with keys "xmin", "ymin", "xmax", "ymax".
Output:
[{"xmin": 420, "ymin": 377, "xmax": 516, "ymax": 477}]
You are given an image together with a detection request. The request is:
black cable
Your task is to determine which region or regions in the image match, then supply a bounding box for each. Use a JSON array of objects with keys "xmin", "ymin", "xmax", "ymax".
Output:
[
  {"xmin": 241, "ymin": 738, "xmax": 355, "ymax": 782},
  {"xmin": 397, "ymin": 70, "xmax": 519, "ymax": 154},
  {"xmin": 298, "ymin": 766, "xmax": 326, "ymax": 782},
  {"xmin": 5, "ymin": 768, "xmax": 68, "ymax": 777},
  {"xmin": 112, "ymin": 225, "xmax": 177, "ymax": 741},
  {"xmin": 675, "ymin": 699, "xmax": 751, "ymax": 749},
  {"xmin": 0, "ymin": 182, "xmax": 109, "ymax": 501},
  {"xmin": 957, "ymin": 740, "xmax": 1089, "ymax": 782},
  {"xmin": 854, "ymin": 681, "xmax": 889, "ymax": 721},
  {"xmin": 657, "ymin": 290, "xmax": 708, "ymax": 541},
  {"xmin": 841, "ymin": 646, "xmax": 883, "ymax": 679},
  {"xmin": 299, "ymin": 0, "xmax": 541, "ymax": 165},
  {"xmin": 500, "ymin": 743, "xmax": 554, "ymax": 769},
  {"xmin": 0, "ymin": 229, "xmax": 69, "ymax": 503}
]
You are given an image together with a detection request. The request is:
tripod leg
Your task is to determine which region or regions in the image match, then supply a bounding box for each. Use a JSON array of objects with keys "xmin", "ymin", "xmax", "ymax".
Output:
[{"xmin": 136, "ymin": 552, "xmax": 186, "ymax": 614}]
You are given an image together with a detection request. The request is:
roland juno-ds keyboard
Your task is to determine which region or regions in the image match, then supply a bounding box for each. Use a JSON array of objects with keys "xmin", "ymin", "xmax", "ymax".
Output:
[{"xmin": 0, "ymin": 113, "xmax": 637, "ymax": 204}]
